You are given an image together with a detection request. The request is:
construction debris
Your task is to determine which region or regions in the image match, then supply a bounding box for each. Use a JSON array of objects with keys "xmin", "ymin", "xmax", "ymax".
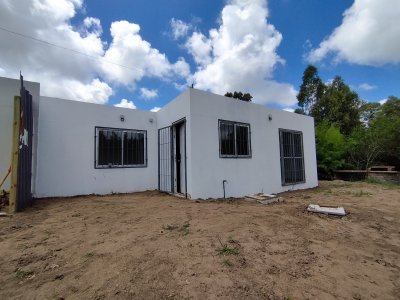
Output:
[
  {"xmin": 307, "ymin": 204, "xmax": 346, "ymax": 216},
  {"xmin": 245, "ymin": 193, "xmax": 284, "ymax": 205}
]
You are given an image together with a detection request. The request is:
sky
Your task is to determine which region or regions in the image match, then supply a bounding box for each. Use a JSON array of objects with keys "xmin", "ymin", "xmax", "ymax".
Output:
[{"xmin": 0, "ymin": 0, "xmax": 399, "ymax": 112}]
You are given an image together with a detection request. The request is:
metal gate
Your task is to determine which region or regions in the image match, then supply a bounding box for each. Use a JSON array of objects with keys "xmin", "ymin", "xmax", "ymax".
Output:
[
  {"xmin": 158, "ymin": 126, "xmax": 173, "ymax": 193},
  {"xmin": 10, "ymin": 75, "xmax": 33, "ymax": 212}
]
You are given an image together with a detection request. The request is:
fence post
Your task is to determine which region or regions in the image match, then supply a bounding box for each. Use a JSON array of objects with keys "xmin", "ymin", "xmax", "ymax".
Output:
[{"xmin": 9, "ymin": 96, "xmax": 20, "ymax": 213}]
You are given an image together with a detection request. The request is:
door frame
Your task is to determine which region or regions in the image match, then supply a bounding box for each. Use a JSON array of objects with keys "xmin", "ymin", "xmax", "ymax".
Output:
[{"xmin": 158, "ymin": 118, "xmax": 187, "ymax": 198}]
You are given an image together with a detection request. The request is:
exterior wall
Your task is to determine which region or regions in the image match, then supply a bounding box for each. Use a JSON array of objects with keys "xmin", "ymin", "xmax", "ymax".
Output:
[
  {"xmin": 1, "ymin": 76, "xmax": 318, "ymax": 199},
  {"xmin": 188, "ymin": 89, "xmax": 318, "ymax": 199},
  {"xmin": 35, "ymin": 97, "xmax": 158, "ymax": 197},
  {"xmin": 156, "ymin": 90, "xmax": 193, "ymax": 197},
  {"xmin": 0, "ymin": 77, "xmax": 40, "ymax": 192}
]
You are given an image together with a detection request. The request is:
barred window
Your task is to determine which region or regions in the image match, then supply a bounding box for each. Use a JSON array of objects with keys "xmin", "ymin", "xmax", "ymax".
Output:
[
  {"xmin": 95, "ymin": 127, "xmax": 146, "ymax": 168},
  {"xmin": 219, "ymin": 120, "xmax": 251, "ymax": 158},
  {"xmin": 279, "ymin": 129, "xmax": 305, "ymax": 185}
]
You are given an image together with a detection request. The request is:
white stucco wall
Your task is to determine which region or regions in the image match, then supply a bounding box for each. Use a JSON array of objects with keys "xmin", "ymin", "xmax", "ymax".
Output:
[
  {"xmin": 0, "ymin": 77, "xmax": 40, "ymax": 192},
  {"xmin": 188, "ymin": 89, "xmax": 318, "ymax": 199},
  {"xmin": 2, "ymin": 75, "xmax": 317, "ymax": 199},
  {"xmin": 35, "ymin": 97, "xmax": 158, "ymax": 197}
]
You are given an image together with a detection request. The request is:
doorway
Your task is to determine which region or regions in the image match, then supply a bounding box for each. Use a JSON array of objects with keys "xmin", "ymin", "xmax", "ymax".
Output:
[{"xmin": 158, "ymin": 118, "xmax": 187, "ymax": 197}]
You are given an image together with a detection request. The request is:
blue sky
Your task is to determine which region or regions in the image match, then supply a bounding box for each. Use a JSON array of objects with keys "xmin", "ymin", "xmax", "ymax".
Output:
[{"xmin": 0, "ymin": 0, "xmax": 399, "ymax": 111}]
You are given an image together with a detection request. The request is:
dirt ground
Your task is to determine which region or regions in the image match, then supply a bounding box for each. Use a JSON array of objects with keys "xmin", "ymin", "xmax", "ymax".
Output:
[{"xmin": 0, "ymin": 181, "xmax": 399, "ymax": 300}]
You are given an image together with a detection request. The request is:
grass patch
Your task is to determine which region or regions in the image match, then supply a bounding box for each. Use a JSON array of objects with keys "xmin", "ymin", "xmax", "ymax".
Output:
[
  {"xmin": 83, "ymin": 251, "xmax": 95, "ymax": 260},
  {"xmin": 180, "ymin": 223, "xmax": 190, "ymax": 235},
  {"xmin": 364, "ymin": 177, "xmax": 400, "ymax": 189},
  {"xmin": 352, "ymin": 190, "xmax": 371, "ymax": 197},
  {"xmin": 222, "ymin": 259, "xmax": 234, "ymax": 267},
  {"xmin": 162, "ymin": 222, "xmax": 191, "ymax": 235},
  {"xmin": 216, "ymin": 238, "xmax": 240, "ymax": 256},
  {"xmin": 331, "ymin": 182, "xmax": 353, "ymax": 188},
  {"xmin": 15, "ymin": 269, "xmax": 34, "ymax": 279},
  {"xmin": 162, "ymin": 224, "xmax": 179, "ymax": 231}
]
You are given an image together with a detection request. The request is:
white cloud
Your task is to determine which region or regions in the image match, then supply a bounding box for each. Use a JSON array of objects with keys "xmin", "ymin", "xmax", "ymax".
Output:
[
  {"xmin": 307, "ymin": 0, "xmax": 400, "ymax": 66},
  {"xmin": 0, "ymin": 0, "xmax": 190, "ymax": 104},
  {"xmin": 150, "ymin": 106, "xmax": 161, "ymax": 112},
  {"xmin": 184, "ymin": 0, "xmax": 297, "ymax": 106},
  {"xmin": 379, "ymin": 98, "xmax": 387, "ymax": 105},
  {"xmin": 282, "ymin": 107, "xmax": 294, "ymax": 113},
  {"xmin": 114, "ymin": 98, "xmax": 136, "ymax": 109},
  {"xmin": 170, "ymin": 18, "xmax": 190, "ymax": 40},
  {"xmin": 100, "ymin": 20, "xmax": 190, "ymax": 86},
  {"xmin": 0, "ymin": 0, "xmax": 113, "ymax": 104},
  {"xmin": 140, "ymin": 87, "xmax": 158, "ymax": 99},
  {"xmin": 83, "ymin": 17, "xmax": 102, "ymax": 36},
  {"xmin": 359, "ymin": 83, "xmax": 377, "ymax": 91},
  {"xmin": 185, "ymin": 32, "xmax": 212, "ymax": 66}
]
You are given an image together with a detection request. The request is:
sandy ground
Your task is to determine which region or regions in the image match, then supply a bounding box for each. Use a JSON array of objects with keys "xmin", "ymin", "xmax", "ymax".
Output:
[{"xmin": 0, "ymin": 180, "xmax": 399, "ymax": 300}]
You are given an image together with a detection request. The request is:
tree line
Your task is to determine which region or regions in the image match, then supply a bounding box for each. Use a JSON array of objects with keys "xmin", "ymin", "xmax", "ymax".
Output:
[{"xmin": 297, "ymin": 65, "xmax": 400, "ymax": 179}]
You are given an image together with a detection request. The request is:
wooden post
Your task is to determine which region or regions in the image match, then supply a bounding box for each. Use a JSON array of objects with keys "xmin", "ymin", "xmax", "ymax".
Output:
[{"xmin": 9, "ymin": 96, "xmax": 20, "ymax": 213}]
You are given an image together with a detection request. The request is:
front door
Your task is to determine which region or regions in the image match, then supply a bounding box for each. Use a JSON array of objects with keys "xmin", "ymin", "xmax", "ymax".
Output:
[{"xmin": 158, "ymin": 119, "xmax": 187, "ymax": 197}]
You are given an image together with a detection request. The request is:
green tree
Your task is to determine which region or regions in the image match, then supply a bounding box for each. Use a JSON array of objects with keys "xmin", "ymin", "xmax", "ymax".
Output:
[
  {"xmin": 315, "ymin": 122, "xmax": 346, "ymax": 179},
  {"xmin": 311, "ymin": 76, "xmax": 361, "ymax": 135},
  {"xmin": 371, "ymin": 96, "xmax": 400, "ymax": 168},
  {"xmin": 297, "ymin": 65, "xmax": 325, "ymax": 115},
  {"xmin": 346, "ymin": 127, "xmax": 383, "ymax": 170},
  {"xmin": 225, "ymin": 91, "xmax": 253, "ymax": 102},
  {"xmin": 359, "ymin": 101, "xmax": 381, "ymax": 127}
]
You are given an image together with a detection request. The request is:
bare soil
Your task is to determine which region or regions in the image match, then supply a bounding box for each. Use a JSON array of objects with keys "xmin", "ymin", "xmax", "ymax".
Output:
[{"xmin": 0, "ymin": 181, "xmax": 399, "ymax": 300}]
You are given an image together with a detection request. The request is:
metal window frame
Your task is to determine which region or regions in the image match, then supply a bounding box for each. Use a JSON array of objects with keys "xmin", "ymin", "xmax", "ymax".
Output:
[
  {"xmin": 218, "ymin": 119, "xmax": 252, "ymax": 158},
  {"xmin": 279, "ymin": 128, "xmax": 305, "ymax": 185},
  {"xmin": 94, "ymin": 126, "xmax": 148, "ymax": 169}
]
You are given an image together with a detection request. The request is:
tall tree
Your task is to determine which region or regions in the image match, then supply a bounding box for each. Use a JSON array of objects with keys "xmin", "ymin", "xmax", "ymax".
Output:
[
  {"xmin": 371, "ymin": 96, "xmax": 400, "ymax": 168},
  {"xmin": 315, "ymin": 122, "xmax": 346, "ymax": 179},
  {"xmin": 359, "ymin": 101, "xmax": 381, "ymax": 128},
  {"xmin": 297, "ymin": 65, "xmax": 325, "ymax": 115},
  {"xmin": 311, "ymin": 76, "xmax": 361, "ymax": 135}
]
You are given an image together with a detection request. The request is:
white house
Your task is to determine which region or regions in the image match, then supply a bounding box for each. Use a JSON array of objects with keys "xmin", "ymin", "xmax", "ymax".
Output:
[{"xmin": 0, "ymin": 76, "xmax": 318, "ymax": 199}]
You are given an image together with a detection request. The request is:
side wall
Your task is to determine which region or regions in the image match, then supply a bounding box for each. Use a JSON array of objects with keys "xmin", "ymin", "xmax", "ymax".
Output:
[
  {"xmin": 0, "ymin": 77, "xmax": 40, "ymax": 192},
  {"xmin": 189, "ymin": 89, "xmax": 318, "ymax": 199},
  {"xmin": 156, "ymin": 90, "xmax": 193, "ymax": 197},
  {"xmin": 35, "ymin": 97, "xmax": 158, "ymax": 197}
]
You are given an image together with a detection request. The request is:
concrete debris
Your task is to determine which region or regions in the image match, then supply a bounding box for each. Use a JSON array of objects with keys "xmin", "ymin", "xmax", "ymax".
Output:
[
  {"xmin": 307, "ymin": 204, "xmax": 346, "ymax": 216},
  {"xmin": 245, "ymin": 193, "xmax": 284, "ymax": 205},
  {"xmin": 0, "ymin": 212, "xmax": 7, "ymax": 217}
]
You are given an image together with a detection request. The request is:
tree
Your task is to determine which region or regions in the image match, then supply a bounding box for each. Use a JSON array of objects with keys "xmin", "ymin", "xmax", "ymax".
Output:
[
  {"xmin": 294, "ymin": 108, "xmax": 305, "ymax": 115},
  {"xmin": 225, "ymin": 91, "xmax": 253, "ymax": 102},
  {"xmin": 346, "ymin": 127, "xmax": 383, "ymax": 170},
  {"xmin": 346, "ymin": 96, "xmax": 400, "ymax": 170},
  {"xmin": 315, "ymin": 122, "xmax": 346, "ymax": 179},
  {"xmin": 370, "ymin": 96, "xmax": 400, "ymax": 168},
  {"xmin": 297, "ymin": 65, "xmax": 325, "ymax": 115},
  {"xmin": 359, "ymin": 101, "xmax": 381, "ymax": 127},
  {"xmin": 311, "ymin": 76, "xmax": 361, "ymax": 135}
]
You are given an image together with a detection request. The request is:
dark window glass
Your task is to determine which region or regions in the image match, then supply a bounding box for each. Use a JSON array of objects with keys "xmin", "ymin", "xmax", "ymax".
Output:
[
  {"xmin": 236, "ymin": 125, "xmax": 249, "ymax": 156},
  {"xmin": 123, "ymin": 131, "xmax": 145, "ymax": 165},
  {"xmin": 220, "ymin": 122, "xmax": 235, "ymax": 156},
  {"xmin": 219, "ymin": 121, "xmax": 251, "ymax": 157},
  {"xmin": 96, "ymin": 128, "xmax": 146, "ymax": 168},
  {"xmin": 279, "ymin": 130, "xmax": 304, "ymax": 184}
]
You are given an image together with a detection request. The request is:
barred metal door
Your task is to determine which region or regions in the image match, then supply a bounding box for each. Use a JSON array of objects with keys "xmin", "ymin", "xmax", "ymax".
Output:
[{"xmin": 158, "ymin": 126, "xmax": 173, "ymax": 193}]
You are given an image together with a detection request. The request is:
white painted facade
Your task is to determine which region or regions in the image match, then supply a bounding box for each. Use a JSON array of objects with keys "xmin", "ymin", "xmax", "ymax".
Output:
[
  {"xmin": 0, "ymin": 76, "xmax": 318, "ymax": 199},
  {"xmin": 35, "ymin": 96, "xmax": 158, "ymax": 197}
]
